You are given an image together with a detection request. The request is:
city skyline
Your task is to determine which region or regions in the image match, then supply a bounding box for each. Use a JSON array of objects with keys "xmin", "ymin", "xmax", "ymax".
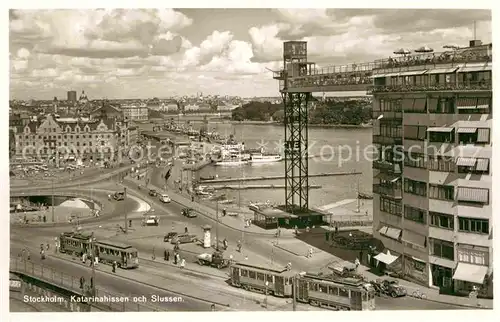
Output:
[{"xmin": 10, "ymin": 8, "xmax": 491, "ymax": 99}]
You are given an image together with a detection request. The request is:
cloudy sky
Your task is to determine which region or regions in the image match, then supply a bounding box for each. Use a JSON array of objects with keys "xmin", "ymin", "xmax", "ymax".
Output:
[{"xmin": 9, "ymin": 8, "xmax": 491, "ymax": 100}]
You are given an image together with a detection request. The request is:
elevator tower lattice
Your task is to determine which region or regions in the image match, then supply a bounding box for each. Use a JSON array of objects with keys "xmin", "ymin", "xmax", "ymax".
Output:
[{"xmin": 273, "ymin": 41, "xmax": 316, "ymax": 212}]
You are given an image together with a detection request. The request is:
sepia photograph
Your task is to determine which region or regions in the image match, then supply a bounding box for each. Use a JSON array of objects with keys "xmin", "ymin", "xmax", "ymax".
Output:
[{"xmin": 7, "ymin": 3, "xmax": 494, "ymax": 314}]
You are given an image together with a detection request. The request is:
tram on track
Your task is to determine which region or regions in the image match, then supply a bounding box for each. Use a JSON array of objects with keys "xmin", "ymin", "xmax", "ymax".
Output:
[
  {"xmin": 229, "ymin": 261, "xmax": 375, "ymax": 311},
  {"xmin": 58, "ymin": 232, "xmax": 139, "ymax": 269}
]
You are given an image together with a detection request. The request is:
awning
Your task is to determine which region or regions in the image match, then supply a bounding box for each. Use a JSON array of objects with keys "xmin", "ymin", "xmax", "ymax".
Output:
[
  {"xmin": 385, "ymin": 227, "xmax": 402, "ymax": 240},
  {"xmin": 398, "ymin": 70, "xmax": 428, "ymax": 76},
  {"xmin": 452, "ymin": 263, "xmax": 488, "ymax": 284},
  {"xmin": 457, "ymin": 187, "xmax": 489, "ymax": 203},
  {"xmin": 426, "ymin": 68, "xmax": 459, "ymax": 74},
  {"xmin": 476, "ymin": 98, "xmax": 490, "ymax": 109},
  {"xmin": 477, "ymin": 128, "xmax": 490, "ymax": 142},
  {"xmin": 427, "ymin": 127, "xmax": 454, "ymax": 133},
  {"xmin": 374, "ymin": 172, "xmax": 400, "ymax": 183},
  {"xmin": 402, "ymin": 229, "xmax": 426, "ymax": 247},
  {"xmin": 383, "ymin": 72, "xmax": 402, "ymax": 78},
  {"xmin": 378, "ymin": 226, "xmax": 389, "ymax": 235},
  {"xmin": 456, "ymin": 157, "xmax": 477, "ymax": 167},
  {"xmin": 374, "ymin": 251, "xmax": 400, "ymax": 265},
  {"xmin": 458, "ymin": 65, "xmax": 488, "ymax": 73},
  {"xmin": 456, "ymin": 127, "xmax": 477, "ymax": 134},
  {"xmin": 475, "ymin": 158, "xmax": 489, "ymax": 171},
  {"xmin": 456, "ymin": 97, "xmax": 478, "ymax": 109},
  {"xmin": 413, "ymin": 98, "xmax": 426, "ymax": 112}
]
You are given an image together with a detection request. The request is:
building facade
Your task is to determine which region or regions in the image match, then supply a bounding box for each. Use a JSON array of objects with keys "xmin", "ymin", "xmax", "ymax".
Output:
[
  {"xmin": 13, "ymin": 114, "xmax": 120, "ymax": 162},
  {"xmin": 370, "ymin": 41, "xmax": 492, "ymax": 298},
  {"xmin": 121, "ymin": 104, "xmax": 149, "ymax": 121}
]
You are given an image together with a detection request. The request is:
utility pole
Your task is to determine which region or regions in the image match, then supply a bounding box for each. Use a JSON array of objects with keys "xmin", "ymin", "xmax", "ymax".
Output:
[
  {"xmin": 51, "ymin": 177, "xmax": 55, "ymax": 222},
  {"xmin": 215, "ymin": 201, "xmax": 219, "ymax": 251},
  {"xmin": 90, "ymin": 232, "xmax": 96, "ymax": 296},
  {"xmin": 292, "ymin": 275, "xmax": 297, "ymax": 311},
  {"xmin": 124, "ymin": 187, "xmax": 128, "ymax": 234}
]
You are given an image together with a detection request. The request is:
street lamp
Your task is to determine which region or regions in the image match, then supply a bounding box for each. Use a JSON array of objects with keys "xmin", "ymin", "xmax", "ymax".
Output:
[{"xmin": 215, "ymin": 200, "xmax": 220, "ymax": 251}]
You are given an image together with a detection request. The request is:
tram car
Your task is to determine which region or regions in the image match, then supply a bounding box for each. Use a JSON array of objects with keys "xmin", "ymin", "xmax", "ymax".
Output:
[
  {"xmin": 296, "ymin": 272, "xmax": 375, "ymax": 310},
  {"xmin": 94, "ymin": 240, "xmax": 139, "ymax": 269},
  {"xmin": 58, "ymin": 232, "xmax": 139, "ymax": 269},
  {"xmin": 58, "ymin": 232, "xmax": 93, "ymax": 257},
  {"xmin": 229, "ymin": 261, "xmax": 296, "ymax": 297},
  {"xmin": 229, "ymin": 262, "xmax": 375, "ymax": 311}
]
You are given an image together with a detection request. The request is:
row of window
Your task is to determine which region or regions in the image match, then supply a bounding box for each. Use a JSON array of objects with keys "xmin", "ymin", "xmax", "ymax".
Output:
[
  {"xmin": 404, "ymin": 206, "xmax": 489, "ymax": 235},
  {"xmin": 430, "ymin": 238, "xmax": 489, "ymax": 265},
  {"xmin": 377, "ymin": 95, "xmax": 492, "ymax": 115},
  {"xmin": 309, "ymin": 282, "xmax": 351, "ymax": 298},
  {"xmin": 380, "ymin": 196, "xmax": 402, "ymax": 215},
  {"xmin": 22, "ymin": 134, "xmax": 114, "ymax": 140},
  {"xmin": 19, "ymin": 141, "xmax": 108, "ymax": 147},
  {"xmin": 403, "ymin": 153, "xmax": 490, "ymax": 174},
  {"xmin": 403, "ymin": 179, "xmax": 489, "ymax": 204},
  {"xmin": 402, "ymin": 126, "xmax": 491, "ymax": 144}
]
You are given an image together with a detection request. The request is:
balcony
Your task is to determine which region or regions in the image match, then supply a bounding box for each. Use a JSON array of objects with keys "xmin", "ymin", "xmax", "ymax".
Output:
[
  {"xmin": 372, "ymin": 110, "xmax": 403, "ymax": 120},
  {"xmin": 367, "ymin": 80, "xmax": 492, "ymax": 94},
  {"xmin": 373, "ymin": 160, "xmax": 403, "ymax": 173},
  {"xmin": 373, "ymin": 184, "xmax": 403, "ymax": 199},
  {"xmin": 373, "ymin": 44, "xmax": 492, "ymax": 71},
  {"xmin": 372, "ymin": 135, "xmax": 403, "ymax": 145}
]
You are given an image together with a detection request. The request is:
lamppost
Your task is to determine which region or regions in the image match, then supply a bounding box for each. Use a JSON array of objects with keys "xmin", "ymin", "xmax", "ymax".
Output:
[
  {"xmin": 51, "ymin": 177, "xmax": 55, "ymax": 223},
  {"xmin": 215, "ymin": 200, "xmax": 220, "ymax": 251},
  {"xmin": 89, "ymin": 233, "xmax": 96, "ymax": 296}
]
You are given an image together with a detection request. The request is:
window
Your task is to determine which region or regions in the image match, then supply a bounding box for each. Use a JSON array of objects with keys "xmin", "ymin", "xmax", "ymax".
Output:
[
  {"xmin": 248, "ymin": 271, "xmax": 256, "ymax": 279},
  {"xmin": 429, "ymin": 212, "xmax": 454, "ymax": 230},
  {"xmin": 414, "ymin": 259, "xmax": 426, "ymax": 272},
  {"xmin": 404, "ymin": 205, "xmax": 426, "ymax": 224},
  {"xmin": 339, "ymin": 288, "xmax": 349, "ymax": 298},
  {"xmin": 428, "ymin": 156, "xmax": 455, "ymax": 172},
  {"xmin": 266, "ymin": 275, "xmax": 273, "ymax": 283},
  {"xmin": 328, "ymin": 286, "xmax": 339, "ymax": 295},
  {"xmin": 457, "ymin": 244, "xmax": 489, "ymax": 266},
  {"xmin": 256, "ymin": 273, "xmax": 265, "ymax": 281},
  {"xmin": 457, "ymin": 96, "xmax": 491, "ymax": 114},
  {"xmin": 457, "ymin": 187, "xmax": 489, "ymax": 204},
  {"xmin": 380, "ymin": 197, "xmax": 402, "ymax": 215},
  {"xmin": 404, "ymin": 152, "xmax": 426, "ymax": 168},
  {"xmin": 378, "ymin": 123, "xmax": 402, "ymax": 137},
  {"xmin": 430, "ymin": 238, "xmax": 454, "ymax": 260},
  {"xmin": 458, "ymin": 217, "xmax": 489, "ymax": 234},
  {"xmin": 429, "ymin": 184, "xmax": 454, "ymax": 201},
  {"xmin": 404, "ymin": 178, "xmax": 427, "ymax": 196},
  {"xmin": 457, "ymin": 158, "xmax": 490, "ymax": 174},
  {"xmin": 403, "ymin": 98, "xmax": 427, "ymax": 113},
  {"xmin": 428, "ymin": 97, "xmax": 455, "ymax": 114},
  {"xmin": 428, "ymin": 129, "xmax": 454, "ymax": 143},
  {"xmin": 404, "ymin": 125, "xmax": 427, "ymax": 140}
]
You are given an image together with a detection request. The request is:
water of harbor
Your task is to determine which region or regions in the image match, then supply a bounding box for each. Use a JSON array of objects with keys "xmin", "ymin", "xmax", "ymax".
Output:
[{"xmin": 187, "ymin": 122, "xmax": 374, "ymax": 208}]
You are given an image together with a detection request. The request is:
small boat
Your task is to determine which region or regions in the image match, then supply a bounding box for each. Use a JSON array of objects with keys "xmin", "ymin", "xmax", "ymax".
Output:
[{"xmin": 249, "ymin": 153, "xmax": 282, "ymax": 164}]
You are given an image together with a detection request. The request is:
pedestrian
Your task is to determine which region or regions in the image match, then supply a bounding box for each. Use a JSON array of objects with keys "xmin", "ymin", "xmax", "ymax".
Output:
[
  {"xmin": 43, "ymin": 215, "xmax": 46, "ymax": 223},
  {"xmin": 164, "ymin": 249, "xmax": 168, "ymax": 261},
  {"xmin": 222, "ymin": 208, "xmax": 227, "ymax": 217},
  {"xmin": 237, "ymin": 240, "xmax": 242, "ymax": 252},
  {"xmin": 173, "ymin": 252, "xmax": 178, "ymax": 265},
  {"xmin": 191, "ymin": 195, "xmax": 195, "ymax": 202},
  {"xmin": 184, "ymin": 226, "xmax": 188, "ymax": 234},
  {"xmin": 294, "ymin": 225, "xmax": 298, "ymax": 235},
  {"xmin": 354, "ymin": 258, "xmax": 360, "ymax": 270},
  {"xmin": 335, "ymin": 225, "xmax": 339, "ymax": 234},
  {"xmin": 211, "ymin": 304, "xmax": 216, "ymax": 311},
  {"xmin": 27, "ymin": 251, "xmax": 30, "ymax": 261},
  {"xmin": 306, "ymin": 226, "xmax": 310, "ymax": 233},
  {"xmin": 40, "ymin": 249, "xmax": 45, "ymax": 260},
  {"xmin": 112, "ymin": 261, "xmax": 116, "ymax": 273},
  {"xmin": 223, "ymin": 238, "xmax": 228, "ymax": 250},
  {"xmin": 82, "ymin": 252, "xmax": 87, "ymax": 263},
  {"xmin": 180, "ymin": 258, "xmax": 185, "ymax": 269}
]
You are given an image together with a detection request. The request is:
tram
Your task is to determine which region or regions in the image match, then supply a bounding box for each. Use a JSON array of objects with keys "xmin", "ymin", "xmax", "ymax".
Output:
[
  {"xmin": 229, "ymin": 261, "xmax": 375, "ymax": 311},
  {"xmin": 58, "ymin": 232, "xmax": 139, "ymax": 269}
]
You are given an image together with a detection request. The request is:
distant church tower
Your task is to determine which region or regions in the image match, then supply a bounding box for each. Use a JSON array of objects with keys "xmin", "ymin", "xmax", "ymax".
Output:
[{"xmin": 53, "ymin": 96, "xmax": 58, "ymax": 114}]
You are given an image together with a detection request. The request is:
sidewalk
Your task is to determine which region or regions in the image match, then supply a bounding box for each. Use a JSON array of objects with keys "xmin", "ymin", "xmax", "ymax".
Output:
[{"xmin": 357, "ymin": 265, "xmax": 493, "ymax": 309}]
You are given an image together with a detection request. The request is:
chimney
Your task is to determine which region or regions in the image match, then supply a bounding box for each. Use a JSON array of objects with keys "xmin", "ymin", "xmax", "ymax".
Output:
[{"xmin": 469, "ymin": 40, "xmax": 482, "ymax": 47}]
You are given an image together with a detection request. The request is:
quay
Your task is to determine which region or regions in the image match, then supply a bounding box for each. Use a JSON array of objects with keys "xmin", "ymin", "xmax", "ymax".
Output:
[
  {"xmin": 209, "ymin": 184, "xmax": 322, "ymax": 190},
  {"xmin": 200, "ymin": 171, "xmax": 361, "ymax": 184}
]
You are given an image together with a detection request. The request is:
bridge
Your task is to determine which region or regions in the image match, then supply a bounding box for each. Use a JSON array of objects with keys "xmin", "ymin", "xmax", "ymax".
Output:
[{"xmin": 272, "ymin": 40, "xmax": 492, "ymax": 217}]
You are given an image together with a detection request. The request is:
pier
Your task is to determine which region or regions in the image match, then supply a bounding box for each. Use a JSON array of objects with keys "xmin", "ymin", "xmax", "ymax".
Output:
[
  {"xmin": 199, "ymin": 171, "xmax": 361, "ymax": 184},
  {"xmin": 209, "ymin": 184, "xmax": 322, "ymax": 190}
]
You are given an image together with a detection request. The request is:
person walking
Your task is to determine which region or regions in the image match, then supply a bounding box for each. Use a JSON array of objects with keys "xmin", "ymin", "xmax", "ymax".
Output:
[
  {"xmin": 237, "ymin": 240, "xmax": 242, "ymax": 252},
  {"xmin": 112, "ymin": 261, "xmax": 117, "ymax": 273}
]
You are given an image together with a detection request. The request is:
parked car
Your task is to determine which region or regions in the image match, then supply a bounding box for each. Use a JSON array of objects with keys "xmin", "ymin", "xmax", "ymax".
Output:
[
  {"xmin": 159, "ymin": 193, "xmax": 171, "ymax": 203},
  {"xmin": 164, "ymin": 232, "xmax": 179, "ymax": 242},
  {"xmin": 182, "ymin": 208, "xmax": 197, "ymax": 218},
  {"xmin": 170, "ymin": 234, "xmax": 197, "ymax": 244},
  {"xmin": 149, "ymin": 189, "xmax": 157, "ymax": 197}
]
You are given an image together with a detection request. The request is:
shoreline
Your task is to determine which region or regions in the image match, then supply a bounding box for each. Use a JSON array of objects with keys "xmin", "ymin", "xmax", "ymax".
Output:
[{"xmin": 223, "ymin": 120, "xmax": 373, "ymax": 129}]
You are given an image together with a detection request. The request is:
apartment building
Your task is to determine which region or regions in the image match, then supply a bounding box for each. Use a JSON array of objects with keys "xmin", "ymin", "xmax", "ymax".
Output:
[
  {"xmin": 370, "ymin": 40, "xmax": 492, "ymax": 298},
  {"xmin": 121, "ymin": 103, "xmax": 149, "ymax": 121},
  {"xmin": 13, "ymin": 114, "xmax": 120, "ymax": 161}
]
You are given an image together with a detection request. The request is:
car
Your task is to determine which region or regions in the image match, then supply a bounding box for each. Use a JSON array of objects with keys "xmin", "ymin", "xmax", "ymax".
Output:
[
  {"xmin": 142, "ymin": 215, "xmax": 159, "ymax": 226},
  {"xmin": 170, "ymin": 234, "xmax": 197, "ymax": 244},
  {"xmin": 149, "ymin": 189, "xmax": 157, "ymax": 197},
  {"xmin": 159, "ymin": 193, "xmax": 171, "ymax": 203},
  {"xmin": 164, "ymin": 232, "xmax": 179, "ymax": 242},
  {"xmin": 113, "ymin": 192, "xmax": 125, "ymax": 201},
  {"xmin": 182, "ymin": 208, "xmax": 197, "ymax": 218},
  {"xmin": 371, "ymin": 279, "xmax": 407, "ymax": 298}
]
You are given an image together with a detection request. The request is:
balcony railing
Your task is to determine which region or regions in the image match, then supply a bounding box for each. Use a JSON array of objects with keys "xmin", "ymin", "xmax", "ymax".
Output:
[
  {"xmin": 372, "ymin": 135, "xmax": 403, "ymax": 145},
  {"xmin": 373, "ymin": 160, "xmax": 401, "ymax": 172},
  {"xmin": 374, "ymin": 45, "xmax": 492, "ymax": 70},
  {"xmin": 373, "ymin": 184, "xmax": 402, "ymax": 199},
  {"xmin": 372, "ymin": 110, "xmax": 403, "ymax": 120},
  {"xmin": 286, "ymin": 74, "xmax": 372, "ymax": 89},
  {"xmin": 368, "ymin": 80, "xmax": 492, "ymax": 94}
]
